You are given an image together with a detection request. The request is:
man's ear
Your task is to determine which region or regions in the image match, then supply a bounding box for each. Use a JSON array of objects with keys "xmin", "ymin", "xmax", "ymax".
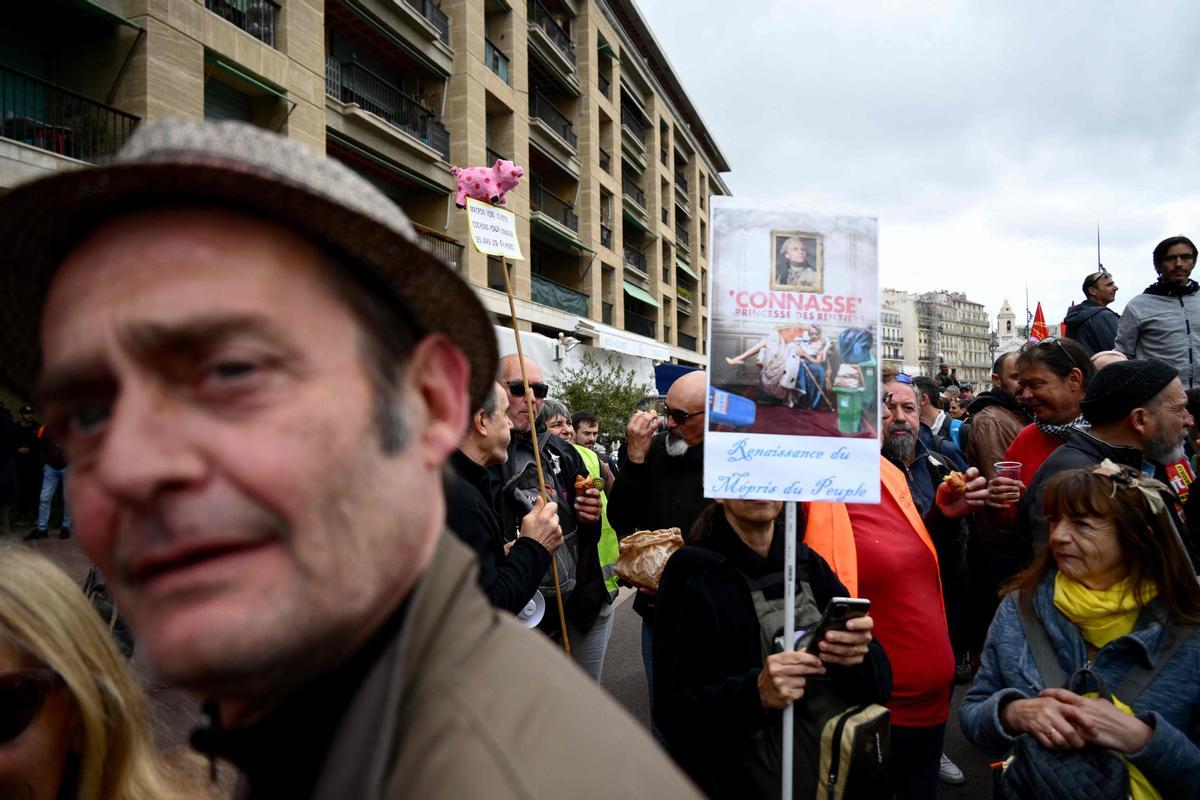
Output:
[
  {"xmin": 1129, "ymin": 407, "xmax": 1151, "ymax": 437},
  {"xmin": 471, "ymin": 408, "xmax": 489, "ymax": 439},
  {"xmin": 406, "ymin": 334, "xmax": 471, "ymax": 468}
]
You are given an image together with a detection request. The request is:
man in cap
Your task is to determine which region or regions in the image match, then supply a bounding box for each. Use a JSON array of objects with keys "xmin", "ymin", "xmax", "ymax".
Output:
[
  {"xmin": 1064, "ymin": 269, "xmax": 1120, "ymax": 356},
  {"xmin": 2, "ymin": 119, "xmax": 700, "ymax": 798},
  {"xmin": 1018, "ymin": 359, "xmax": 1197, "ymax": 562}
]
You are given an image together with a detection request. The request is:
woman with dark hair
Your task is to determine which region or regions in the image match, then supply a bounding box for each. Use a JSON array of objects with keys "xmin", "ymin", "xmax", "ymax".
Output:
[
  {"xmin": 961, "ymin": 463, "xmax": 1200, "ymax": 798},
  {"xmin": 1116, "ymin": 235, "xmax": 1200, "ymax": 390},
  {"xmin": 653, "ymin": 499, "xmax": 891, "ymax": 798}
]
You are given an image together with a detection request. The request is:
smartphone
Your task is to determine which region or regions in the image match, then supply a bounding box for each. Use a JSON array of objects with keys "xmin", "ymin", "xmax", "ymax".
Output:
[{"xmin": 797, "ymin": 597, "xmax": 871, "ymax": 654}]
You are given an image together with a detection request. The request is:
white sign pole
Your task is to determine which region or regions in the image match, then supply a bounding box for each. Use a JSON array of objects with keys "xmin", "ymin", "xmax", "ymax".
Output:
[{"xmin": 782, "ymin": 500, "xmax": 796, "ymax": 799}]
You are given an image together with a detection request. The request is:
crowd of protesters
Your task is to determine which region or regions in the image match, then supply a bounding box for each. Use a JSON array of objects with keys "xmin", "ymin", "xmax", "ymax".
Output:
[{"xmin": 3, "ymin": 118, "xmax": 1200, "ymax": 800}]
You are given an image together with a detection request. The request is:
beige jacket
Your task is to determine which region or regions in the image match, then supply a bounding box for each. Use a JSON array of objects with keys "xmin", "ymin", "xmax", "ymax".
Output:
[{"xmin": 307, "ymin": 533, "xmax": 702, "ymax": 799}]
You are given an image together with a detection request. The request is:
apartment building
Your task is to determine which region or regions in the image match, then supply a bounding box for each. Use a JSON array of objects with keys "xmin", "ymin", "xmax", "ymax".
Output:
[
  {"xmin": 0, "ymin": 0, "xmax": 730, "ymax": 370},
  {"xmin": 882, "ymin": 288, "xmax": 991, "ymax": 384}
]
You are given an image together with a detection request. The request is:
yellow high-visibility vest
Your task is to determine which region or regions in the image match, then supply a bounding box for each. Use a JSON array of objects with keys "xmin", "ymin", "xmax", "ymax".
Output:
[{"xmin": 574, "ymin": 444, "xmax": 620, "ymax": 599}]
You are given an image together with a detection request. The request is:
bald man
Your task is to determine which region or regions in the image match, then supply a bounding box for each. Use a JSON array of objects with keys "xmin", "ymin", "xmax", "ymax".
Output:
[
  {"xmin": 492, "ymin": 354, "xmax": 609, "ymax": 680},
  {"xmin": 607, "ymin": 370, "xmax": 714, "ymax": 731}
]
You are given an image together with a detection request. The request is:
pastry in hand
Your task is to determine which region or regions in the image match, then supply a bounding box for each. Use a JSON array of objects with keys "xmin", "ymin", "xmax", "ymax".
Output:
[{"xmin": 942, "ymin": 471, "xmax": 968, "ymax": 495}]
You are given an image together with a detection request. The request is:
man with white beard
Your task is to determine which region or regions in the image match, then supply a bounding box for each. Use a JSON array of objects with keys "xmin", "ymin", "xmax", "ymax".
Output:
[
  {"xmin": 607, "ymin": 370, "xmax": 712, "ymax": 733},
  {"xmin": 1018, "ymin": 358, "xmax": 1200, "ymax": 566}
]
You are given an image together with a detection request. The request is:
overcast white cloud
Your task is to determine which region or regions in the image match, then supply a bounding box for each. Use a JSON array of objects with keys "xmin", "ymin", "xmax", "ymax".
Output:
[{"xmin": 636, "ymin": 0, "xmax": 1200, "ymax": 330}]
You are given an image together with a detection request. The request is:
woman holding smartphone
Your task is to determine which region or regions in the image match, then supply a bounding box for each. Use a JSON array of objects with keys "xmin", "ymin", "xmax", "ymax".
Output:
[{"xmin": 653, "ymin": 499, "xmax": 892, "ymax": 798}]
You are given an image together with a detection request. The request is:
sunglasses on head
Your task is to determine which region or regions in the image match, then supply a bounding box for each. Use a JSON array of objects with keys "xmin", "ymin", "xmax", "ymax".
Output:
[
  {"xmin": 660, "ymin": 404, "xmax": 703, "ymax": 425},
  {"xmin": 1084, "ymin": 268, "xmax": 1109, "ymax": 289},
  {"xmin": 1031, "ymin": 336, "xmax": 1086, "ymax": 372},
  {"xmin": 505, "ymin": 380, "xmax": 549, "ymax": 399},
  {"xmin": 0, "ymin": 668, "xmax": 62, "ymax": 746},
  {"xmin": 892, "ymin": 372, "xmax": 914, "ymax": 384}
]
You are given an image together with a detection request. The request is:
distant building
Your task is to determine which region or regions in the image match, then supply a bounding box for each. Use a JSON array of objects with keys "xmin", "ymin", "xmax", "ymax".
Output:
[
  {"xmin": 882, "ymin": 288, "xmax": 990, "ymax": 383},
  {"xmin": 995, "ymin": 299, "xmax": 1026, "ymax": 354}
]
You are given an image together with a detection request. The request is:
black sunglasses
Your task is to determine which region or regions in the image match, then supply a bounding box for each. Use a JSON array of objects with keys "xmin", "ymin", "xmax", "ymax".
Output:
[
  {"xmin": 0, "ymin": 668, "xmax": 62, "ymax": 745},
  {"xmin": 505, "ymin": 380, "xmax": 549, "ymax": 399},
  {"xmin": 660, "ymin": 404, "xmax": 703, "ymax": 425}
]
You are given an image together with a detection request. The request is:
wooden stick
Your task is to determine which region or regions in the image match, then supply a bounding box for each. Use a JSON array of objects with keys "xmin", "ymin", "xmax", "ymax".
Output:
[{"xmin": 499, "ymin": 255, "xmax": 571, "ymax": 655}]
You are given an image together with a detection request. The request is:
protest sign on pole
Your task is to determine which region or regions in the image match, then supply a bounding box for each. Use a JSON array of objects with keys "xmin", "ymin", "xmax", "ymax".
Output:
[
  {"xmin": 704, "ymin": 198, "xmax": 881, "ymax": 798},
  {"xmin": 705, "ymin": 198, "xmax": 881, "ymax": 504},
  {"xmin": 465, "ymin": 197, "xmax": 523, "ymax": 260}
]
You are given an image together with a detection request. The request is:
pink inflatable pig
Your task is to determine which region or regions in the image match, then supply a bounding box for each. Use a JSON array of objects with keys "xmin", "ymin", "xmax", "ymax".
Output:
[{"xmin": 451, "ymin": 159, "xmax": 525, "ymax": 208}]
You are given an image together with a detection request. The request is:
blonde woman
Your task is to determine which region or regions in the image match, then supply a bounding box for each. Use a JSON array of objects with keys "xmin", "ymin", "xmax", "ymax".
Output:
[{"xmin": 0, "ymin": 546, "xmax": 210, "ymax": 799}]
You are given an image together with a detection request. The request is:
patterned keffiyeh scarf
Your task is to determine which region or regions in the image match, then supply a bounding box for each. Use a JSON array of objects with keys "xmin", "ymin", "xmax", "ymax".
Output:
[{"xmin": 1035, "ymin": 414, "xmax": 1090, "ymax": 440}]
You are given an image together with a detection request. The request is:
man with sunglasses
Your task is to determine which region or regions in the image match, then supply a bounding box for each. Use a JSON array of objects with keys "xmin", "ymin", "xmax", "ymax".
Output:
[
  {"xmin": 607, "ymin": 370, "xmax": 713, "ymax": 731},
  {"xmin": 1064, "ymin": 268, "xmax": 1120, "ymax": 356},
  {"xmin": 493, "ymin": 354, "xmax": 610, "ymax": 680},
  {"xmin": 1116, "ymin": 235, "xmax": 1200, "ymax": 388}
]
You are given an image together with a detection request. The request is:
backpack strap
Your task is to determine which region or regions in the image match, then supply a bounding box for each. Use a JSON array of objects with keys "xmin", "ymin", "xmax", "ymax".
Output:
[
  {"xmin": 1115, "ymin": 623, "xmax": 1197, "ymax": 705},
  {"xmin": 1015, "ymin": 593, "xmax": 1068, "ymax": 690}
]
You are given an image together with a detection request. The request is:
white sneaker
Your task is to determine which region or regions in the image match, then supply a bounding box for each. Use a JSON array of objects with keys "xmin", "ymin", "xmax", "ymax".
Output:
[{"xmin": 939, "ymin": 752, "xmax": 965, "ymax": 785}]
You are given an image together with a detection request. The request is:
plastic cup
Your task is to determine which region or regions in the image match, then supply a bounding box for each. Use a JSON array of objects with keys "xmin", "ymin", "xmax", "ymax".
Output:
[{"xmin": 994, "ymin": 461, "xmax": 1022, "ymax": 480}]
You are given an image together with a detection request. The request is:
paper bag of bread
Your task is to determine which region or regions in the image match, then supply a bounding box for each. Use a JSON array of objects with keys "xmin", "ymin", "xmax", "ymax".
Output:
[{"xmin": 613, "ymin": 528, "xmax": 684, "ymax": 592}]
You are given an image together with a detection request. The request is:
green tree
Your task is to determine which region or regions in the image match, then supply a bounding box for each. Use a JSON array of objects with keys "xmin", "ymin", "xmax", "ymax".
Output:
[{"xmin": 554, "ymin": 351, "xmax": 654, "ymax": 442}]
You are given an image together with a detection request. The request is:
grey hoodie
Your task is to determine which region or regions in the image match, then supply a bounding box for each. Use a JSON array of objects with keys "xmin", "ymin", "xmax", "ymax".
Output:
[{"xmin": 1115, "ymin": 278, "xmax": 1200, "ymax": 388}]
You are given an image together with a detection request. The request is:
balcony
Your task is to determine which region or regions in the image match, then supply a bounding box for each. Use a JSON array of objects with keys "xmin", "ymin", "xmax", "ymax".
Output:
[
  {"xmin": 677, "ymin": 286, "xmax": 693, "ymax": 314},
  {"xmin": 602, "ymin": 301, "xmax": 613, "ymax": 325},
  {"xmin": 532, "ymin": 274, "xmax": 588, "ymax": 315},
  {"xmin": 598, "ymin": 72, "xmax": 611, "ymax": 99},
  {"xmin": 598, "ymin": 146, "xmax": 611, "ymax": 173},
  {"xmin": 675, "ymin": 223, "xmax": 690, "ymax": 251},
  {"xmin": 674, "ymin": 168, "xmax": 688, "ymax": 193},
  {"xmin": 621, "ymin": 105, "xmax": 647, "ymax": 145},
  {"xmin": 528, "ymin": 0, "xmax": 575, "ymax": 65},
  {"xmin": 624, "ymin": 309, "xmax": 656, "ymax": 339},
  {"xmin": 600, "ymin": 224, "xmax": 612, "ymax": 248},
  {"xmin": 678, "ymin": 331, "xmax": 698, "ymax": 351},
  {"xmin": 401, "ymin": 0, "xmax": 450, "ymax": 44},
  {"xmin": 486, "ymin": 146, "xmax": 506, "ymax": 165},
  {"xmin": 326, "ymin": 57, "xmax": 449, "ymax": 160},
  {"xmin": 0, "ymin": 66, "xmax": 139, "ymax": 163},
  {"xmin": 660, "ymin": 148, "xmax": 668, "ymax": 167},
  {"xmin": 415, "ymin": 227, "xmax": 464, "ymax": 271},
  {"xmin": 529, "ymin": 90, "xmax": 577, "ymax": 148},
  {"xmin": 531, "ymin": 183, "xmax": 579, "ymax": 231},
  {"xmin": 206, "ymin": 0, "xmax": 279, "ymax": 47},
  {"xmin": 623, "ymin": 244, "xmax": 647, "ymax": 274},
  {"xmin": 485, "ymin": 38, "xmax": 510, "ymax": 84},
  {"xmin": 622, "ymin": 173, "xmax": 645, "ymax": 208}
]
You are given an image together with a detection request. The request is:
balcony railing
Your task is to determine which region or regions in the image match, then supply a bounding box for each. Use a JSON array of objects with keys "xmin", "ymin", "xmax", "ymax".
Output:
[
  {"xmin": 415, "ymin": 229, "xmax": 464, "ymax": 272},
  {"xmin": 602, "ymin": 301, "xmax": 613, "ymax": 325},
  {"xmin": 622, "ymin": 173, "xmax": 645, "ymax": 208},
  {"xmin": 531, "ymin": 183, "xmax": 579, "ymax": 231},
  {"xmin": 624, "ymin": 309, "xmax": 656, "ymax": 338},
  {"xmin": 326, "ymin": 57, "xmax": 450, "ymax": 160},
  {"xmin": 529, "ymin": 90, "xmax": 577, "ymax": 147},
  {"xmin": 0, "ymin": 66, "xmax": 139, "ymax": 163},
  {"xmin": 660, "ymin": 148, "xmax": 667, "ymax": 166},
  {"xmin": 661, "ymin": 208, "xmax": 668, "ymax": 224},
  {"xmin": 401, "ymin": 0, "xmax": 450, "ymax": 44},
  {"xmin": 679, "ymin": 331, "xmax": 697, "ymax": 351},
  {"xmin": 674, "ymin": 168, "xmax": 688, "ymax": 193},
  {"xmin": 485, "ymin": 38, "xmax": 510, "ymax": 83},
  {"xmin": 528, "ymin": 0, "xmax": 575, "ymax": 64},
  {"xmin": 623, "ymin": 245, "xmax": 646, "ymax": 273},
  {"xmin": 621, "ymin": 105, "xmax": 647, "ymax": 144},
  {"xmin": 600, "ymin": 224, "xmax": 612, "ymax": 248},
  {"xmin": 206, "ymin": 0, "xmax": 279, "ymax": 47},
  {"xmin": 598, "ymin": 146, "xmax": 611, "ymax": 173},
  {"xmin": 532, "ymin": 274, "xmax": 588, "ymax": 315},
  {"xmin": 598, "ymin": 72, "xmax": 611, "ymax": 99},
  {"xmin": 675, "ymin": 223, "xmax": 689, "ymax": 248},
  {"xmin": 487, "ymin": 256, "xmax": 507, "ymax": 290}
]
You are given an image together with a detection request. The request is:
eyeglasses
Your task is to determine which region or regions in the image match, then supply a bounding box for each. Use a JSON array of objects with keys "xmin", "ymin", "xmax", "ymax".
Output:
[
  {"xmin": 881, "ymin": 392, "xmax": 894, "ymax": 407},
  {"xmin": 0, "ymin": 668, "xmax": 62, "ymax": 745},
  {"xmin": 1031, "ymin": 336, "xmax": 1086, "ymax": 372},
  {"xmin": 504, "ymin": 380, "xmax": 549, "ymax": 399},
  {"xmin": 660, "ymin": 404, "xmax": 703, "ymax": 425},
  {"xmin": 1084, "ymin": 269, "xmax": 1110, "ymax": 289}
]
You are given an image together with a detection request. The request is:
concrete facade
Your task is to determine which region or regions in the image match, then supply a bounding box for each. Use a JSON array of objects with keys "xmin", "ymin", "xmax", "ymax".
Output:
[
  {"xmin": 0, "ymin": 0, "xmax": 729, "ymax": 368},
  {"xmin": 882, "ymin": 287, "xmax": 992, "ymax": 383}
]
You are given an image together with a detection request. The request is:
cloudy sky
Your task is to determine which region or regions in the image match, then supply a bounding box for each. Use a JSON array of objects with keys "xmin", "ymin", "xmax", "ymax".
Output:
[{"xmin": 637, "ymin": 0, "xmax": 1200, "ymax": 330}]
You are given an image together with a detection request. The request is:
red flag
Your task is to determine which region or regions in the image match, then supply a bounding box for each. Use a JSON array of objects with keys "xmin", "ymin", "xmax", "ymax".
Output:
[{"xmin": 1030, "ymin": 302, "xmax": 1049, "ymax": 342}]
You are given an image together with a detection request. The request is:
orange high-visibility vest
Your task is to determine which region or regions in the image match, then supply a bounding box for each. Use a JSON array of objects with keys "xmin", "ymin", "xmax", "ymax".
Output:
[{"xmin": 804, "ymin": 456, "xmax": 942, "ymax": 609}]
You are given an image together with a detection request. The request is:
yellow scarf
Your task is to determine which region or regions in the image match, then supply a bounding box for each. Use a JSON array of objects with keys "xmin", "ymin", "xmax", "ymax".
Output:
[{"xmin": 1053, "ymin": 573, "xmax": 1160, "ymax": 800}]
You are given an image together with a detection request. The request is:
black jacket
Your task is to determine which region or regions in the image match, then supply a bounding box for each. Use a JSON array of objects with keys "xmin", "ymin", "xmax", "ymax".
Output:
[
  {"xmin": 606, "ymin": 432, "xmax": 713, "ymax": 619},
  {"xmin": 445, "ymin": 450, "xmax": 550, "ymax": 614},
  {"xmin": 490, "ymin": 425, "xmax": 605, "ymax": 633},
  {"xmin": 1063, "ymin": 299, "xmax": 1120, "ymax": 356},
  {"xmin": 653, "ymin": 510, "xmax": 891, "ymax": 799}
]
